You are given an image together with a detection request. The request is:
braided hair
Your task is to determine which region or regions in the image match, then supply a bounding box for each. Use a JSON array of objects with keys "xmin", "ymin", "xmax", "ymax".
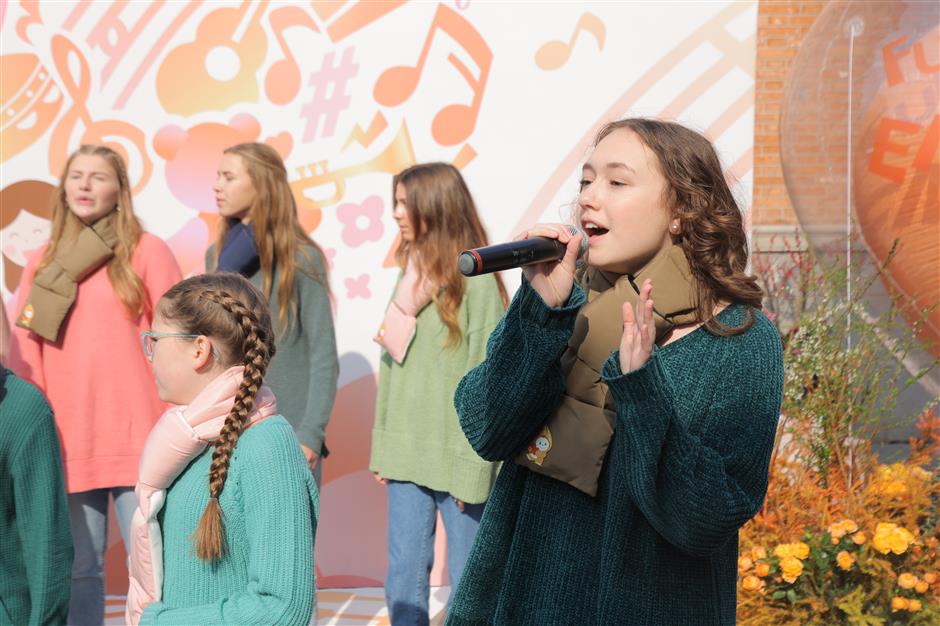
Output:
[{"xmin": 156, "ymin": 272, "xmax": 276, "ymax": 560}]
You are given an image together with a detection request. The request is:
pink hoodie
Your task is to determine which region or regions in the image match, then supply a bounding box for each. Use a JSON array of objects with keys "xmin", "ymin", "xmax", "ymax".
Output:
[{"xmin": 125, "ymin": 367, "xmax": 277, "ymax": 625}]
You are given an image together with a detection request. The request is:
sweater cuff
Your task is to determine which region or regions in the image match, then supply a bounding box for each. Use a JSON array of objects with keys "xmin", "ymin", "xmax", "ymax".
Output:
[
  {"xmin": 601, "ymin": 349, "xmax": 674, "ymax": 409},
  {"xmin": 515, "ymin": 275, "xmax": 585, "ymax": 330},
  {"xmin": 139, "ymin": 601, "xmax": 162, "ymax": 625}
]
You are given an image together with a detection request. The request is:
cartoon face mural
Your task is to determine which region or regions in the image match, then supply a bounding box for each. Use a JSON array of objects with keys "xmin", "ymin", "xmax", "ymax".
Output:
[{"xmin": 0, "ymin": 180, "xmax": 55, "ymax": 294}]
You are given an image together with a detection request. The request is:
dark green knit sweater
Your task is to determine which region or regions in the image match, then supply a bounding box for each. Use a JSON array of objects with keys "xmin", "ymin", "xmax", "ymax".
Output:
[
  {"xmin": 446, "ymin": 280, "xmax": 783, "ymax": 626},
  {"xmin": 0, "ymin": 368, "xmax": 72, "ymax": 626}
]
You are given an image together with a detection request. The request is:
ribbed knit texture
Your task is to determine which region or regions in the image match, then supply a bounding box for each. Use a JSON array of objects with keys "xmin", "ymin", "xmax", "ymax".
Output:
[
  {"xmin": 446, "ymin": 279, "xmax": 784, "ymax": 626},
  {"xmin": 139, "ymin": 416, "xmax": 318, "ymax": 625},
  {"xmin": 11, "ymin": 234, "xmax": 182, "ymax": 492},
  {"xmin": 0, "ymin": 369, "xmax": 72, "ymax": 626},
  {"xmin": 207, "ymin": 246, "xmax": 338, "ymax": 455},
  {"xmin": 370, "ymin": 274, "xmax": 505, "ymax": 504}
]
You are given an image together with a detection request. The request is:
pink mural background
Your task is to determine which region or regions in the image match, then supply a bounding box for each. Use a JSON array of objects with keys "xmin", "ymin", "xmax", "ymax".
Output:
[{"xmin": 0, "ymin": 0, "xmax": 759, "ymax": 608}]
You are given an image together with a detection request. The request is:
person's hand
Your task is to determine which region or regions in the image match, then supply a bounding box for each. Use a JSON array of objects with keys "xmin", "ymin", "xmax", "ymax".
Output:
[
  {"xmin": 619, "ymin": 279, "xmax": 655, "ymax": 374},
  {"xmin": 300, "ymin": 445, "xmax": 320, "ymax": 473},
  {"xmin": 453, "ymin": 497, "xmax": 465, "ymax": 513},
  {"xmin": 373, "ymin": 472, "xmax": 387, "ymax": 486},
  {"xmin": 516, "ymin": 223, "xmax": 582, "ymax": 308}
]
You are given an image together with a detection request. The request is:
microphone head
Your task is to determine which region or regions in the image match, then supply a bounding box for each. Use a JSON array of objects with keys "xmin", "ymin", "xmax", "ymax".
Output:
[
  {"xmin": 458, "ymin": 251, "xmax": 479, "ymax": 276},
  {"xmin": 564, "ymin": 224, "xmax": 589, "ymax": 259}
]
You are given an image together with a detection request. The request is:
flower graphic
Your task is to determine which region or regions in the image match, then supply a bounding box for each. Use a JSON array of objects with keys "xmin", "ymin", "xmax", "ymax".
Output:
[
  {"xmin": 337, "ymin": 195, "xmax": 384, "ymax": 247},
  {"xmin": 345, "ymin": 274, "xmax": 371, "ymax": 299}
]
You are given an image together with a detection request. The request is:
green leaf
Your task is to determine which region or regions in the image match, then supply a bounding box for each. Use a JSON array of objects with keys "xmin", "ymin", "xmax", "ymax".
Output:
[
  {"xmin": 835, "ymin": 585, "xmax": 886, "ymax": 626},
  {"xmin": 772, "ymin": 590, "xmax": 786, "ymax": 600},
  {"xmin": 786, "ymin": 588, "xmax": 797, "ymax": 604}
]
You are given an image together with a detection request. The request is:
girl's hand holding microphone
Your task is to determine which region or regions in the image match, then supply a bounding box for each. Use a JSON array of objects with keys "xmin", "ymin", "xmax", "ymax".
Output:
[{"xmin": 516, "ymin": 224, "xmax": 584, "ymax": 309}]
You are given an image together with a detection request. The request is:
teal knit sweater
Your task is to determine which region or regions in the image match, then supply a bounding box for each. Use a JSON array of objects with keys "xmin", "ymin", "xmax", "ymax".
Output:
[
  {"xmin": 139, "ymin": 416, "xmax": 318, "ymax": 625},
  {"xmin": 446, "ymin": 280, "xmax": 783, "ymax": 626},
  {"xmin": 0, "ymin": 369, "xmax": 72, "ymax": 626},
  {"xmin": 371, "ymin": 273, "xmax": 505, "ymax": 504}
]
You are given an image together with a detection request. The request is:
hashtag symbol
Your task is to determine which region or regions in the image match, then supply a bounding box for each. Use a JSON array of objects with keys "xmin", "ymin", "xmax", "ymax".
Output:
[{"xmin": 302, "ymin": 47, "xmax": 359, "ymax": 142}]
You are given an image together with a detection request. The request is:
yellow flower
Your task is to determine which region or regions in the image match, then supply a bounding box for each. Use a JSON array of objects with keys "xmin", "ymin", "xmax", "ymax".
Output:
[
  {"xmin": 792, "ymin": 542, "xmax": 810, "ymax": 559},
  {"xmin": 898, "ymin": 573, "xmax": 918, "ymax": 589},
  {"xmin": 750, "ymin": 546, "xmax": 767, "ymax": 561},
  {"xmin": 915, "ymin": 580, "xmax": 929, "ymax": 594},
  {"xmin": 742, "ymin": 575, "xmax": 764, "ymax": 592},
  {"xmin": 755, "ymin": 562, "xmax": 771, "ymax": 577},
  {"xmin": 780, "ymin": 556, "xmax": 803, "ymax": 583},
  {"xmin": 773, "ymin": 544, "xmax": 792, "ymax": 559},
  {"xmin": 738, "ymin": 556, "xmax": 753, "ymax": 573},
  {"xmin": 909, "ymin": 599, "xmax": 922, "ymax": 612},
  {"xmin": 891, "ymin": 596, "xmax": 909, "ymax": 612},
  {"xmin": 872, "ymin": 523, "xmax": 915, "ymax": 555},
  {"xmin": 828, "ymin": 519, "xmax": 859, "ymax": 540},
  {"xmin": 851, "ymin": 532, "xmax": 866, "ymax": 545},
  {"xmin": 836, "ymin": 551, "xmax": 855, "ymax": 571}
]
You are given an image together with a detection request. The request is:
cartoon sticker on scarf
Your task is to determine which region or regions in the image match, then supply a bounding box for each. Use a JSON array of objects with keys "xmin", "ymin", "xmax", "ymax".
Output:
[{"xmin": 525, "ymin": 425, "xmax": 553, "ymax": 466}]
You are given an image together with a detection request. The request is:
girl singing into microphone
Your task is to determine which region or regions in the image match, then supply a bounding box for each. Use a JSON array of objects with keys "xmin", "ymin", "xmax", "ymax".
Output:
[
  {"xmin": 446, "ymin": 119, "xmax": 783, "ymax": 626},
  {"xmin": 371, "ymin": 162, "xmax": 507, "ymax": 626}
]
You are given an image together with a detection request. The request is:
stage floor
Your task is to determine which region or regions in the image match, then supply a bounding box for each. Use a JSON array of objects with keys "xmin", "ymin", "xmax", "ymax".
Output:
[{"xmin": 104, "ymin": 587, "xmax": 452, "ymax": 625}]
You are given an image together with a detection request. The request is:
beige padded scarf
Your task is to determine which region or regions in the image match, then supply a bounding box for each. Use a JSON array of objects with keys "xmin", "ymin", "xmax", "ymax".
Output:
[
  {"xmin": 16, "ymin": 212, "xmax": 119, "ymax": 342},
  {"xmin": 515, "ymin": 244, "xmax": 699, "ymax": 496}
]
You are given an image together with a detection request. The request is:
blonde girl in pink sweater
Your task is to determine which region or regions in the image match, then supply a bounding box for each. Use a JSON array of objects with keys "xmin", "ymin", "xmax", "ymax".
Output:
[{"xmin": 11, "ymin": 144, "xmax": 181, "ymax": 625}]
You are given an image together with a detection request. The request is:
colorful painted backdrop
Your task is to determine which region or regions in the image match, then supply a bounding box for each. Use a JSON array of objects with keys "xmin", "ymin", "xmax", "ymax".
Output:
[{"xmin": 0, "ymin": 0, "xmax": 758, "ymax": 588}]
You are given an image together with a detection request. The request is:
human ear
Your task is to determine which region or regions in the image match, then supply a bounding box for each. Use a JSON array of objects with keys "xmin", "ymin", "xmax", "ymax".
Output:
[{"xmin": 192, "ymin": 335, "xmax": 216, "ymax": 370}]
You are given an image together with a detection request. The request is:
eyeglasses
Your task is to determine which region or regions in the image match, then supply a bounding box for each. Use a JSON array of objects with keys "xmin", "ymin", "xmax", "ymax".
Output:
[{"xmin": 140, "ymin": 331, "xmax": 219, "ymax": 360}]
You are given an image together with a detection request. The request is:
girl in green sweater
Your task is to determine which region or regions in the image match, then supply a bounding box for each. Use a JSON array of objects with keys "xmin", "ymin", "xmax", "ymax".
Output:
[
  {"xmin": 371, "ymin": 163, "xmax": 507, "ymax": 626},
  {"xmin": 128, "ymin": 273, "xmax": 318, "ymax": 625},
  {"xmin": 446, "ymin": 119, "xmax": 784, "ymax": 625}
]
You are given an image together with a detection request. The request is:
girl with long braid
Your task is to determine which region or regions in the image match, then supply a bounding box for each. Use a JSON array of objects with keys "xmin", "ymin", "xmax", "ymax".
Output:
[{"xmin": 125, "ymin": 273, "xmax": 318, "ymax": 625}]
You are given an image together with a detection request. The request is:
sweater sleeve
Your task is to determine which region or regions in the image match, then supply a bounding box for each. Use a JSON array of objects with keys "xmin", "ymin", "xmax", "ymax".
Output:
[
  {"xmin": 455, "ymin": 277, "xmax": 584, "ymax": 462},
  {"xmin": 600, "ymin": 315, "xmax": 784, "ymax": 557},
  {"xmin": 9, "ymin": 249, "xmax": 46, "ymax": 390},
  {"xmin": 11, "ymin": 390, "xmax": 73, "ymax": 626},
  {"xmin": 137, "ymin": 235, "xmax": 182, "ymax": 316},
  {"xmin": 139, "ymin": 423, "xmax": 318, "ymax": 625},
  {"xmin": 294, "ymin": 255, "xmax": 338, "ymax": 454}
]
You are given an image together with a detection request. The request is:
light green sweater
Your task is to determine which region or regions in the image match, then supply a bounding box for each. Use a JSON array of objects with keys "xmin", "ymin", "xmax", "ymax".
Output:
[
  {"xmin": 370, "ymin": 274, "xmax": 505, "ymax": 504},
  {"xmin": 139, "ymin": 416, "xmax": 318, "ymax": 626}
]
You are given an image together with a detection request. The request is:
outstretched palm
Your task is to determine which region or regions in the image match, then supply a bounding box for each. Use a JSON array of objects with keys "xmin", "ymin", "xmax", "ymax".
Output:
[{"xmin": 619, "ymin": 279, "xmax": 655, "ymax": 374}]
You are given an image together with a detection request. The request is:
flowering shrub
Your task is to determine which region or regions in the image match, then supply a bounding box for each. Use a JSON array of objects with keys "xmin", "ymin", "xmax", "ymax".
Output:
[{"xmin": 739, "ymin": 238, "xmax": 939, "ymax": 625}]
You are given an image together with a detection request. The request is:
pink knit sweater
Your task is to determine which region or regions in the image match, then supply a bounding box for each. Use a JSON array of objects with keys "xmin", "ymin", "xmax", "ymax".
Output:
[{"xmin": 11, "ymin": 233, "xmax": 182, "ymax": 493}]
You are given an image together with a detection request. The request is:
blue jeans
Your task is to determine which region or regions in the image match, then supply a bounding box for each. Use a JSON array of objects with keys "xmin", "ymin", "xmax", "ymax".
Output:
[
  {"xmin": 385, "ymin": 480, "xmax": 485, "ymax": 626},
  {"xmin": 67, "ymin": 487, "xmax": 136, "ymax": 626}
]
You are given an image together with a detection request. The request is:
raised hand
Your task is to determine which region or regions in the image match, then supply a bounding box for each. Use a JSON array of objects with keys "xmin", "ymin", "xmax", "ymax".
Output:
[
  {"xmin": 517, "ymin": 223, "xmax": 582, "ymax": 308},
  {"xmin": 619, "ymin": 279, "xmax": 656, "ymax": 374}
]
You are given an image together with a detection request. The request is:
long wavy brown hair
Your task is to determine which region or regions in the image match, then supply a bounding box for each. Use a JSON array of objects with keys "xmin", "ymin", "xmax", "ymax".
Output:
[
  {"xmin": 393, "ymin": 163, "xmax": 508, "ymax": 347},
  {"xmin": 157, "ymin": 272, "xmax": 277, "ymax": 561},
  {"xmin": 211, "ymin": 143, "xmax": 327, "ymax": 332},
  {"xmin": 40, "ymin": 145, "xmax": 147, "ymax": 318},
  {"xmin": 593, "ymin": 118, "xmax": 763, "ymax": 335}
]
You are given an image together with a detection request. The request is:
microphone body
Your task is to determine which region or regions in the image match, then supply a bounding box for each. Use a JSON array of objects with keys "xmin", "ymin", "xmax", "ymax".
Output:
[{"xmin": 459, "ymin": 227, "xmax": 587, "ymax": 276}]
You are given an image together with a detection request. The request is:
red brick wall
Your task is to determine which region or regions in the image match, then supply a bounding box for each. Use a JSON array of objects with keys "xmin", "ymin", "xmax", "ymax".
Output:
[{"xmin": 752, "ymin": 0, "xmax": 826, "ymax": 228}]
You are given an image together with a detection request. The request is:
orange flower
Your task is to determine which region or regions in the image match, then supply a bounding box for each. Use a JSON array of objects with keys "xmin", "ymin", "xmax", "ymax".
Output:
[
  {"xmin": 891, "ymin": 596, "xmax": 909, "ymax": 612},
  {"xmin": 851, "ymin": 532, "xmax": 866, "ymax": 545},
  {"xmin": 755, "ymin": 562, "xmax": 771, "ymax": 577},
  {"xmin": 915, "ymin": 580, "xmax": 929, "ymax": 594},
  {"xmin": 750, "ymin": 546, "xmax": 767, "ymax": 561},
  {"xmin": 872, "ymin": 523, "xmax": 915, "ymax": 555},
  {"xmin": 742, "ymin": 575, "xmax": 764, "ymax": 592},
  {"xmin": 828, "ymin": 519, "xmax": 859, "ymax": 541},
  {"xmin": 738, "ymin": 556, "xmax": 753, "ymax": 573},
  {"xmin": 780, "ymin": 556, "xmax": 803, "ymax": 583},
  {"xmin": 924, "ymin": 572, "xmax": 938, "ymax": 584},
  {"xmin": 898, "ymin": 573, "xmax": 918, "ymax": 590},
  {"xmin": 836, "ymin": 551, "xmax": 855, "ymax": 571},
  {"xmin": 908, "ymin": 599, "xmax": 922, "ymax": 612}
]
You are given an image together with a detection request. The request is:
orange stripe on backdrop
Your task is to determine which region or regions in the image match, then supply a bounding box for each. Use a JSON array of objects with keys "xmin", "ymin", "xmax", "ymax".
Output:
[{"xmin": 510, "ymin": 1, "xmax": 756, "ymax": 238}]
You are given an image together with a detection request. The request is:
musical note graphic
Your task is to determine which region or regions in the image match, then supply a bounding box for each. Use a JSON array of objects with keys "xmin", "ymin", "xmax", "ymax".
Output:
[
  {"xmin": 86, "ymin": 1, "xmax": 163, "ymax": 85},
  {"xmin": 46, "ymin": 35, "xmax": 152, "ymax": 193},
  {"xmin": 452, "ymin": 144, "xmax": 477, "ymax": 170},
  {"xmin": 312, "ymin": 0, "xmax": 406, "ymax": 43},
  {"xmin": 156, "ymin": 1, "xmax": 268, "ymax": 115},
  {"xmin": 302, "ymin": 47, "xmax": 359, "ymax": 141},
  {"xmin": 265, "ymin": 4, "xmax": 320, "ymax": 105},
  {"xmin": 1, "ymin": 53, "xmax": 63, "ymax": 163},
  {"xmin": 16, "ymin": 0, "xmax": 43, "ymax": 43},
  {"xmin": 374, "ymin": 4, "xmax": 492, "ymax": 146},
  {"xmin": 535, "ymin": 12, "xmax": 606, "ymax": 71},
  {"xmin": 343, "ymin": 112, "xmax": 388, "ymax": 150}
]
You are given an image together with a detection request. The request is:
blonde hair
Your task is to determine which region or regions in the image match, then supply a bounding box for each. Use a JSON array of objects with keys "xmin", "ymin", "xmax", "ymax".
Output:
[
  {"xmin": 211, "ymin": 143, "xmax": 328, "ymax": 331},
  {"xmin": 41, "ymin": 145, "xmax": 147, "ymax": 318},
  {"xmin": 393, "ymin": 163, "xmax": 508, "ymax": 347},
  {"xmin": 157, "ymin": 273, "xmax": 276, "ymax": 560}
]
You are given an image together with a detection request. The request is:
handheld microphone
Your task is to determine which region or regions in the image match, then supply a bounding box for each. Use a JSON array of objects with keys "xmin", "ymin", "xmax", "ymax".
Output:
[{"xmin": 458, "ymin": 226, "xmax": 588, "ymax": 276}]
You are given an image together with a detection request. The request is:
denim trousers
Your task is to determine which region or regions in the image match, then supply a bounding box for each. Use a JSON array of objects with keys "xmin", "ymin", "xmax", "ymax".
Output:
[
  {"xmin": 67, "ymin": 487, "xmax": 136, "ymax": 625},
  {"xmin": 385, "ymin": 480, "xmax": 485, "ymax": 626}
]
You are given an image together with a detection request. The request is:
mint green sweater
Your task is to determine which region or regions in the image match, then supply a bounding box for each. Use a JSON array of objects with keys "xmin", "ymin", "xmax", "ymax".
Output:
[
  {"xmin": 446, "ymin": 280, "xmax": 783, "ymax": 626},
  {"xmin": 0, "ymin": 369, "xmax": 72, "ymax": 626},
  {"xmin": 139, "ymin": 416, "xmax": 318, "ymax": 625},
  {"xmin": 371, "ymin": 274, "xmax": 505, "ymax": 504}
]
